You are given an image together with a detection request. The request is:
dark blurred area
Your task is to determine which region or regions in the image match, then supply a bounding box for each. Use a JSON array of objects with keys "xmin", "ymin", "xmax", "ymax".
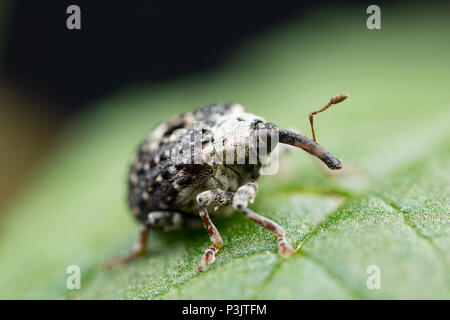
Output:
[
  {"xmin": 0, "ymin": 0, "xmax": 375, "ymax": 211},
  {"xmin": 2, "ymin": 1, "xmax": 325, "ymax": 111}
]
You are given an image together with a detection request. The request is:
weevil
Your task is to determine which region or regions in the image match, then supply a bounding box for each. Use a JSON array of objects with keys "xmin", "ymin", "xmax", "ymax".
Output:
[{"xmin": 107, "ymin": 94, "xmax": 348, "ymax": 272}]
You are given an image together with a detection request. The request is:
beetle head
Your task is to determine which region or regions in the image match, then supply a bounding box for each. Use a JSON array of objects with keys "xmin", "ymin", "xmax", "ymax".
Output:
[
  {"xmin": 212, "ymin": 111, "xmax": 276, "ymax": 165},
  {"xmin": 209, "ymin": 106, "xmax": 341, "ymax": 170}
]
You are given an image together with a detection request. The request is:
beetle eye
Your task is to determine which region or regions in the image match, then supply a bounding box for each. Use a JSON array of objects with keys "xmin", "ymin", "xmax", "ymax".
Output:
[{"xmin": 251, "ymin": 120, "xmax": 264, "ymax": 129}]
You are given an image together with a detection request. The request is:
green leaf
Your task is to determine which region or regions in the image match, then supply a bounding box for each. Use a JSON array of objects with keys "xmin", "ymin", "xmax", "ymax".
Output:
[{"xmin": 0, "ymin": 4, "xmax": 449, "ymax": 299}]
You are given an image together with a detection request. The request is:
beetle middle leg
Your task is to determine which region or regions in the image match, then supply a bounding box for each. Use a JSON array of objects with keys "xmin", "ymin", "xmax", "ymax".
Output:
[
  {"xmin": 233, "ymin": 181, "xmax": 295, "ymax": 257},
  {"xmin": 196, "ymin": 189, "xmax": 233, "ymax": 272}
]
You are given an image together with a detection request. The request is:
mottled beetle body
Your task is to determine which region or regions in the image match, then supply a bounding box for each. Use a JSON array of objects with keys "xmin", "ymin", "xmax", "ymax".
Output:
[
  {"xmin": 110, "ymin": 95, "xmax": 348, "ymax": 272},
  {"xmin": 128, "ymin": 103, "xmax": 263, "ymax": 224}
]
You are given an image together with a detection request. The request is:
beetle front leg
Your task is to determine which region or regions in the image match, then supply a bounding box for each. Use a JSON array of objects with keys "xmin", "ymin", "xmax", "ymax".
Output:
[
  {"xmin": 233, "ymin": 181, "xmax": 295, "ymax": 257},
  {"xmin": 196, "ymin": 189, "xmax": 233, "ymax": 272}
]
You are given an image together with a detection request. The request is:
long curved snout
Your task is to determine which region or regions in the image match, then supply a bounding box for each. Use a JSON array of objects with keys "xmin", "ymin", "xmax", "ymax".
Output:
[{"xmin": 276, "ymin": 127, "xmax": 342, "ymax": 170}]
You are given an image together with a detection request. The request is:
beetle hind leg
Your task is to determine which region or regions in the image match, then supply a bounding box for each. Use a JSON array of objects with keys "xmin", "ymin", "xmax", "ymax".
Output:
[
  {"xmin": 105, "ymin": 225, "xmax": 149, "ymax": 268},
  {"xmin": 233, "ymin": 181, "xmax": 295, "ymax": 257},
  {"xmin": 106, "ymin": 211, "xmax": 195, "ymax": 268}
]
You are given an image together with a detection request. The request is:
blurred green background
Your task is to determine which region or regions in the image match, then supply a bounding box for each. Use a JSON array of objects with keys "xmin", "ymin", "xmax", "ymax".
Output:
[{"xmin": 0, "ymin": 2, "xmax": 449, "ymax": 299}]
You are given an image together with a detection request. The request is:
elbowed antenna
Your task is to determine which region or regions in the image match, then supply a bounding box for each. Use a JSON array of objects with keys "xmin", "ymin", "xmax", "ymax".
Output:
[
  {"xmin": 277, "ymin": 128, "xmax": 342, "ymax": 170},
  {"xmin": 309, "ymin": 93, "xmax": 348, "ymax": 142}
]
